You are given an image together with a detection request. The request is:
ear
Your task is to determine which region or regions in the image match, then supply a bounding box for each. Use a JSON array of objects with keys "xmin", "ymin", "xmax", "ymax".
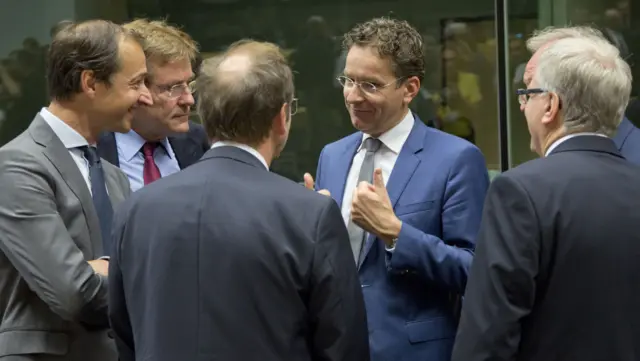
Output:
[
  {"xmin": 541, "ymin": 92, "xmax": 561, "ymax": 126},
  {"xmin": 80, "ymin": 70, "xmax": 98, "ymax": 98},
  {"xmin": 403, "ymin": 76, "xmax": 421, "ymax": 105},
  {"xmin": 272, "ymin": 102, "xmax": 289, "ymax": 136}
]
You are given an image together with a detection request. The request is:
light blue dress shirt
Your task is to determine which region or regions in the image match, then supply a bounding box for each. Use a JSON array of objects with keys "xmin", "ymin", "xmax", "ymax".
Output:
[{"xmin": 114, "ymin": 130, "xmax": 181, "ymax": 192}]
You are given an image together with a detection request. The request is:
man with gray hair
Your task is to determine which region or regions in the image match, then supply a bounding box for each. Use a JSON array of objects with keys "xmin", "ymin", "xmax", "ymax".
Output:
[
  {"xmin": 523, "ymin": 25, "xmax": 640, "ymax": 165},
  {"xmin": 452, "ymin": 27, "xmax": 640, "ymax": 361},
  {"xmin": 108, "ymin": 39, "xmax": 369, "ymax": 361}
]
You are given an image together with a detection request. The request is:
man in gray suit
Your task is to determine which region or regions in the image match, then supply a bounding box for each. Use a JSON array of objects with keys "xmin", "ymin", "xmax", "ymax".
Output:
[{"xmin": 0, "ymin": 20, "xmax": 151, "ymax": 360}]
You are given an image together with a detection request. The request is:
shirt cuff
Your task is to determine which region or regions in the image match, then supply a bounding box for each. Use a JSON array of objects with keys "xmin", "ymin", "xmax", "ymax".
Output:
[{"xmin": 99, "ymin": 256, "xmax": 110, "ymax": 260}]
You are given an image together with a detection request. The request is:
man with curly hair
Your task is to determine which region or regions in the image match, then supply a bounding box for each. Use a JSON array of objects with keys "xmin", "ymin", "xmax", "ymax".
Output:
[{"xmin": 305, "ymin": 17, "xmax": 489, "ymax": 361}]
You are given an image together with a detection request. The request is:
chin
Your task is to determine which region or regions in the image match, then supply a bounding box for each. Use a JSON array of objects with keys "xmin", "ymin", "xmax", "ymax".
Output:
[{"xmin": 170, "ymin": 117, "xmax": 191, "ymax": 133}]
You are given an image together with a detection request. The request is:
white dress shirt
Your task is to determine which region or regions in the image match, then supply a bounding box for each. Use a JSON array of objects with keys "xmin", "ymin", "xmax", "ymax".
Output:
[
  {"xmin": 211, "ymin": 141, "xmax": 269, "ymax": 170},
  {"xmin": 39, "ymin": 107, "xmax": 92, "ymax": 194},
  {"xmin": 341, "ymin": 111, "xmax": 414, "ymax": 249},
  {"xmin": 545, "ymin": 132, "xmax": 608, "ymax": 157}
]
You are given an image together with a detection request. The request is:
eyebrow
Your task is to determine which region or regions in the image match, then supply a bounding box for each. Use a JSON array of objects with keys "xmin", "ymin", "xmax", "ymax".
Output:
[
  {"xmin": 343, "ymin": 73, "xmax": 384, "ymax": 84},
  {"xmin": 130, "ymin": 71, "xmax": 147, "ymax": 84}
]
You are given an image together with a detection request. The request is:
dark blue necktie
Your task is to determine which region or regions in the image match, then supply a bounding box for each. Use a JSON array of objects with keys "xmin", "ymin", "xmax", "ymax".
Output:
[{"xmin": 79, "ymin": 146, "xmax": 114, "ymax": 256}]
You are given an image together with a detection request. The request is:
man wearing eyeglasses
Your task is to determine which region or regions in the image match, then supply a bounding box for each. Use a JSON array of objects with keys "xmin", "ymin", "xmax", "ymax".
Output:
[
  {"xmin": 97, "ymin": 19, "xmax": 210, "ymax": 191},
  {"xmin": 304, "ymin": 17, "xmax": 489, "ymax": 361},
  {"xmin": 452, "ymin": 27, "xmax": 640, "ymax": 361}
]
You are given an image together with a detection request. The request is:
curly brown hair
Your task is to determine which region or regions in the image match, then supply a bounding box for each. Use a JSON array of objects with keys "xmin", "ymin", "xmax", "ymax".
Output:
[{"xmin": 343, "ymin": 17, "xmax": 425, "ymax": 83}]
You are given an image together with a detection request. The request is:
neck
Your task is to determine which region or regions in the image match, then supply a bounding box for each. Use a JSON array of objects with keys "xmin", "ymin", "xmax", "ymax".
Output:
[
  {"xmin": 131, "ymin": 120, "xmax": 166, "ymax": 142},
  {"xmin": 370, "ymin": 108, "xmax": 409, "ymax": 138},
  {"xmin": 255, "ymin": 141, "xmax": 275, "ymax": 168},
  {"xmin": 47, "ymin": 101, "xmax": 98, "ymax": 144},
  {"xmin": 540, "ymin": 127, "xmax": 567, "ymax": 157}
]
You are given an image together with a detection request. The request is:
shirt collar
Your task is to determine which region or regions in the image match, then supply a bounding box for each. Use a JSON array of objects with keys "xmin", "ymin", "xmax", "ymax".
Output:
[
  {"xmin": 359, "ymin": 110, "xmax": 414, "ymax": 154},
  {"xmin": 544, "ymin": 132, "xmax": 608, "ymax": 157},
  {"xmin": 115, "ymin": 130, "xmax": 173, "ymax": 162},
  {"xmin": 210, "ymin": 141, "xmax": 269, "ymax": 170},
  {"xmin": 39, "ymin": 107, "xmax": 89, "ymax": 149}
]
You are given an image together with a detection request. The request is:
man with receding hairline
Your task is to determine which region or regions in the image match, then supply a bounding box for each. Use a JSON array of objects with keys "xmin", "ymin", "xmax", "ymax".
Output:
[
  {"xmin": 452, "ymin": 28, "xmax": 640, "ymax": 361},
  {"xmin": 108, "ymin": 39, "xmax": 369, "ymax": 361},
  {"xmin": 0, "ymin": 19, "xmax": 150, "ymax": 361},
  {"xmin": 520, "ymin": 25, "xmax": 640, "ymax": 165}
]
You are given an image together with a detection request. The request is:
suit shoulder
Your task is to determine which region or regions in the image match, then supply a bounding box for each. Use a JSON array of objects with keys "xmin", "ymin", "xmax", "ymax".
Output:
[{"xmin": 423, "ymin": 125, "xmax": 481, "ymax": 153}]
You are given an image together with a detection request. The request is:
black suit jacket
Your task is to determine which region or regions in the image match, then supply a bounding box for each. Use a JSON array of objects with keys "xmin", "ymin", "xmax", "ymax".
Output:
[
  {"xmin": 96, "ymin": 121, "xmax": 210, "ymax": 169},
  {"xmin": 452, "ymin": 135, "xmax": 640, "ymax": 361},
  {"xmin": 108, "ymin": 145, "xmax": 370, "ymax": 361}
]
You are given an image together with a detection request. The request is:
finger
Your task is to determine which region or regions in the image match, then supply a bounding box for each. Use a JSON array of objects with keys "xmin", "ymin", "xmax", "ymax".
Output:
[
  {"xmin": 303, "ymin": 173, "xmax": 314, "ymax": 190},
  {"xmin": 373, "ymin": 168, "xmax": 385, "ymax": 188}
]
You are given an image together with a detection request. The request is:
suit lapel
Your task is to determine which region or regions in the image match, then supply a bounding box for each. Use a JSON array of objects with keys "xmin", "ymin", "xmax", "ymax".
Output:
[
  {"xmin": 329, "ymin": 135, "xmax": 360, "ymax": 209},
  {"xmin": 96, "ymin": 132, "xmax": 120, "ymax": 167},
  {"xmin": 29, "ymin": 115, "xmax": 101, "ymax": 256},
  {"xmin": 168, "ymin": 136, "xmax": 190, "ymax": 169},
  {"xmin": 359, "ymin": 118, "xmax": 426, "ymax": 268}
]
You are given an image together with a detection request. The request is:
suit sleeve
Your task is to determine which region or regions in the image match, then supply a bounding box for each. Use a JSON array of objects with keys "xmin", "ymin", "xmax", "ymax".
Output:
[
  {"xmin": 388, "ymin": 145, "xmax": 489, "ymax": 293},
  {"xmin": 307, "ymin": 198, "xmax": 370, "ymax": 361},
  {"xmin": 108, "ymin": 199, "xmax": 135, "ymax": 361},
  {"xmin": 451, "ymin": 174, "xmax": 540, "ymax": 361},
  {"xmin": 0, "ymin": 149, "xmax": 108, "ymax": 325}
]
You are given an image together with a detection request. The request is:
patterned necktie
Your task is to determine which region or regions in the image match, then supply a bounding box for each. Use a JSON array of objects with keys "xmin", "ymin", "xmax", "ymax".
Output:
[
  {"xmin": 350, "ymin": 137, "xmax": 382, "ymax": 263},
  {"xmin": 142, "ymin": 142, "xmax": 162, "ymax": 185},
  {"xmin": 79, "ymin": 146, "xmax": 114, "ymax": 256}
]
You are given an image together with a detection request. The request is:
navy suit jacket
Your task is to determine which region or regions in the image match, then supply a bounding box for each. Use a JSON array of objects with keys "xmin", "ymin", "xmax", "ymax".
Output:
[
  {"xmin": 108, "ymin": 146, "xmax": 370, "ymax": 361},
  {"xmin": 315, "ymin": 115, "xmax": 489, "ymax": 361},
  {"xmin": 97, "ymin": 121, "xmax": 210, "ymax": 169},
  {"xmin": 613, "ymin": 117, "xmax": 640, "ymax": 165}
]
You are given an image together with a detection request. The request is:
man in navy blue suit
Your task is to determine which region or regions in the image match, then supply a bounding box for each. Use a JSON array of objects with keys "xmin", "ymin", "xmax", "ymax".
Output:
[
  {"xmin": 109, "ymin": 39, "xmax": 369, "ymax": 361},
  {"xmin": 305, "ymin": 17, "xmax": 489, "ymax": 361},
  {"xmin": 97, "ymin": 19, "xmax": 209, "ymax": 191}
]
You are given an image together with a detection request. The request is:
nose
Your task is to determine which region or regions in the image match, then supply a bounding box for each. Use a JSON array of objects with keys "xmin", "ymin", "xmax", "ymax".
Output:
[
  {"xmin": 138, "ymin": 84, "xmax": 153, "ymax": 106},
  {"xmin": 179, "ymin": 91, "xmax": 195, "ymax": 106},
  {"xmin": 345, "ymin": 85, "xmax": 364, "ymax": 104}
]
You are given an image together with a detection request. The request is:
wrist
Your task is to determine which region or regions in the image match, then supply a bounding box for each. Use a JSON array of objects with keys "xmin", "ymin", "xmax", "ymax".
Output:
[{"xmin": 381, "ymin": 217, "xmax": 402, "ymax": 246}]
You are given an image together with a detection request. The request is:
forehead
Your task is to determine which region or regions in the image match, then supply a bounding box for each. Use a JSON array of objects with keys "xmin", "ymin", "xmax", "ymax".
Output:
[
  {"xmin": 344, "ymin": 45, "xmax": 395, "ymax": 81},
  {"xmin": 148, "ymin": 58, "xmax": 194, "ymax": 85},
  {"xmin": 116, "ymin": 38, "xmax": 147, "ymax": 79}
]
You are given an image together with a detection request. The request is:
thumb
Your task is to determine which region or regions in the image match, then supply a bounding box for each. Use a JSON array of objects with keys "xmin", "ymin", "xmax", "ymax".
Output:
[
  {"xmin": 303, "ymin": 173, "xmax": 315, "ymax": 190},
  {"xmin": 373, "ymin": 168, "xmax": 385, "ymax": 189}
]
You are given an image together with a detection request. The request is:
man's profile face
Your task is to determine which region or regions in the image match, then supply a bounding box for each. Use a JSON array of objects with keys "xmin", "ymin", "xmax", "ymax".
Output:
[
  {"xmin": 93, "ymin": 37, "xmax": 150, "ymax": 133},
  {"xmin": 132, "ymin": 58, "xmax": 195, "ymax": 138}
]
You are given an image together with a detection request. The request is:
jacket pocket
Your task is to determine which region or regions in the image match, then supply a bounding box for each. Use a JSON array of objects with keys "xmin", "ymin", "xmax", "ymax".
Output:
[{"xmin": 405, "ymin": 317, "xmax": 456, "ymax": 344}]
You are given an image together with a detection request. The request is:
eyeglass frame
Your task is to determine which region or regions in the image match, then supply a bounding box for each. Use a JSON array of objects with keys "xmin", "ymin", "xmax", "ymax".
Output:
[
  {"xmin": 154, "ymin": 80, "xmax": 197, "ymax": 99},
  {"xmin": 516, "ymin": 88, "xmax": 563, "ymax": 109},
  {"xmin": 337, "ymin": 75, "xmax": 405, "ymax": 94},
  {"xmin": 288, "ymin": 98, "xmax": 299, "ymax": 116}
]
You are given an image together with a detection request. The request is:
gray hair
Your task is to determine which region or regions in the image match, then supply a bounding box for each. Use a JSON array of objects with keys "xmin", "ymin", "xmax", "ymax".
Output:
[
  {"xmin": 533, "ymin": 35, "xmax": 631, "ymax": 136},
  {"xmin": 526, "ymin": 26, "xmax": 605, "ymax": 53}
]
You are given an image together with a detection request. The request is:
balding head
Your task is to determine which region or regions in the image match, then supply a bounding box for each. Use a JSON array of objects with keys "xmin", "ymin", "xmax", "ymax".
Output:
[{"xmin": 195, "ymin": 39, "xmax": 294, "ymax": 146}]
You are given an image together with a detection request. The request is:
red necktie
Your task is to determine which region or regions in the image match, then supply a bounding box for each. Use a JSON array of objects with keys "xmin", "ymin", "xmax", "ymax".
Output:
[{"xmin": 142, "ymin": 142, "xmax": 162, "ymax": 185}]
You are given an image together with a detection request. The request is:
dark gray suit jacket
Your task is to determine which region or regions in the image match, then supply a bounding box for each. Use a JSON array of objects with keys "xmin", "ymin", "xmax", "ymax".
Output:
[
  {"xmin": 452, "ymin": 135, "xmax": 640, "ymax": 361},
  {"xmin": 0, "ymin": 114, "xmax": 130, "ymax": 361}
]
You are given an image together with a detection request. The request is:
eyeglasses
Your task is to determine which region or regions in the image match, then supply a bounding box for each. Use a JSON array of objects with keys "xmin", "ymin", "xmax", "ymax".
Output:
[
  {"xmin": 337, "ymin": 76, "xmax": 403, "ymax": 94},
  {"xmin": 289, "ymin": 98, "xmax": 298, "ymax": 116},
  {"xmin": 516, "ymin": 88, "xmax": 549, "ymax": 105},
  {"xmin": 158, "ymin": 80, "xmax": 196, "ymax": 99}
]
